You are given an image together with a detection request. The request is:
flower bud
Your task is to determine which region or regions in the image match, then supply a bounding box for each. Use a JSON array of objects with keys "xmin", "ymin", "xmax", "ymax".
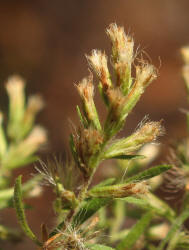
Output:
[
  {"xmin": 26, "ymin": 95, "xmax": 44, "ymax": 115},
  {"xmin": 87, "ymin": 50, "xmax": 112, "ymax": 88},
  {"xmin": 107, "ymin": 23, "xmax": 133, "ymax": 65},
  {"xmin": 61, "ymin": 189, "xmax": 78, "ymax": 209},
  {"xmin": 74, "ymin": 126, "xmax": 103, "ymax": 176},
  {"xmin": 120, "ymin": 63, "xmax": 157, "ymax": 119},
  {"xmin": 77, "ymin": 75, "xmax": 94, "ymax": 101},
  {"xmin": 104, "ymin": 87, "xmax": 128, "ymax": 138},
  {"xmin": 21, "ymin": 95, "xmax": 44, "ymax": 137},
  {"xmin": 77, "ymin": 127, "xmax": 103, "ymax": 160},
  {"xmin": 104, "ymin": 121, "xmax": 163, "ymax": 159},
  {"xmin": 23, "ymin": 126, "xmax": 47, "ymax": 153},
  {"xmin": 6, "ymin": 75, "xmax": 25, "ymax": 139},
  {"xmin": 77, "ymin": 75, "xmax": 101, "ymax": 131},
  {"xmin": 89, "ymin": 181, "xmax": 148, "ymax": 198},
  {"xmin": 106, "ymin": 87, "xmax": 125, "ymax": 118},
  {"xmin": 135, "ymin": 63, "xmax": 157, "ymax": 88},
  {"xmin": 107, "ymin": 23, "xmax": 134, "ymax": 94},
  {"xmin": 104, "ymin": 63, "xmax": 157, "ymax": 139}
]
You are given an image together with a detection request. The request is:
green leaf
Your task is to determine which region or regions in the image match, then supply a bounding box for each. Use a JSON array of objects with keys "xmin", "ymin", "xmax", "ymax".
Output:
[
  {"xmin": 109, "ymin": 155, "xmax": 145, "ymax": 160},
  {"xmin": 72, "ymin": 197, "xmax": 111, "ymax": 227},
  {"xmin": 119, "ymin": 193, "xmax": 175, "ymax": 222},
  {"xmin": 93, "ymin": 178, "xmax": 116, "ymax": 188},
  {"xmin": 144, "ymin": 193, "xmax": 175, "ymax": 221},
  {"xmin": 125, "ymin": 165, "xmax": 172, "ymax": 183},
  {"xmin": 87, "ymin": 244, "xmax": 115, "ymax": 250},
  {"xmin": 13, "ymin": 175, "xmax": 42, "ymax": 246},
  {"xmin": 158, "ymin": 209, "xmax": 189, "ymax": 250},
  {"xmin": 116, "ymin": 211, "xmax": 153, "ymax": 250},
  {"xmin": 76, "ymin": 105, "xmax": 88, "ymax": 128},
  {"xmin": 119, "ymin": 197, "xmax": 149, "ymax": 208},
  {"xmin": 50, "ymin": 197, "xmax": 112, "ymax": 237}
]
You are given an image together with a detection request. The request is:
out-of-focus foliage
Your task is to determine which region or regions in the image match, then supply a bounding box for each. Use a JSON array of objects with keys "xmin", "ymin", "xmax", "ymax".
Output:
[{"xmin": 0, "ymin": 76, "xmax": 46, "ymax": 242}]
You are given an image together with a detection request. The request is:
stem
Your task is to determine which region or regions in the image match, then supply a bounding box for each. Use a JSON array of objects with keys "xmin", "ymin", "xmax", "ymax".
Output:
[
  {"xmin": 77, "ymin": 141, "xmax": 107, "ymax": 202},
  {"xmin": 14, "ymin": 176, "xmax": 42, "ymax": 246},
  {"xmin": 65, "ymin": 167, "xmax": 97, "ymax": 226},
  {"xmin": 51, "ymin": 141, "xmax": 107, "ymax": 235}
]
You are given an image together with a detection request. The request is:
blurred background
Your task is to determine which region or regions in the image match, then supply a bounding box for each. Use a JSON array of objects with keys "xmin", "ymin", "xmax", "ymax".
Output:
[{"xmin": 1, "ymin": 0, "xmax": 189, "ymax": 249}]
